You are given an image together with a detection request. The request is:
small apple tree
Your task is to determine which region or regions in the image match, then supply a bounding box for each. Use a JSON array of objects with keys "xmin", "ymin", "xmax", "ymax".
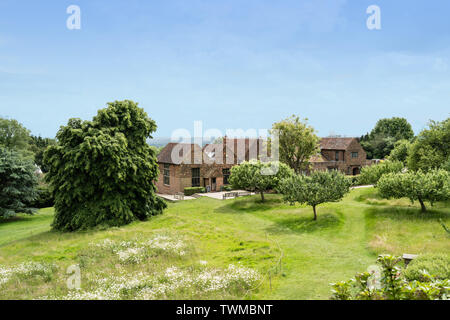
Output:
[
  {"xmin": 229, "ymin": 160, "xmax": 293, "ymax": 202},
  {"xmin": 377, "ymin": 169, "xmax": 450, "ymax": 212},
  {"xmin": 278, "ymin": 170, "xmax": 351, "ymax": 220}
]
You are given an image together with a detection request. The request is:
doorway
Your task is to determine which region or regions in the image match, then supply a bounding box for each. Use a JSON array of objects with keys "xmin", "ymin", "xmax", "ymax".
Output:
[
  {"xmin": 352, "ymin": 167, "xmax": 360, "ymax": 175},
  {"xmin": 203, "ymin": 178, "xmax": 210, "ymax": 192},
  {"xmin": 211, "ymin": 178, "xmax": 217, "ymax": 191}
]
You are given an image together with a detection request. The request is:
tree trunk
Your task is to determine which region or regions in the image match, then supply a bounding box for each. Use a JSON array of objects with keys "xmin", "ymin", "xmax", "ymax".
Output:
[
  {"xmin": 418, "ymin": 197, "xmax": 426, "ymax": 212},
  {"xmin": 312, "ymin": 205, "xmax": 317, "ymax": 221},
  {"xmin": 260, "ymin": 191, "xmax": 265, "ymax": 202}
]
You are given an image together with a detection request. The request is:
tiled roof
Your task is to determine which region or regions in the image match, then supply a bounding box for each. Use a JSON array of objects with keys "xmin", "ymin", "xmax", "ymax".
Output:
[
  {"xmin": 320, "ymin": 137, "xmax": 356, "ymax": 150},
  {"xmin": 158, "ymin": 138, "xmax": 263, "ymax": 165},
  {"xmin": 157, "ymin": 143, "xmax": 207, "ymax": 164}
]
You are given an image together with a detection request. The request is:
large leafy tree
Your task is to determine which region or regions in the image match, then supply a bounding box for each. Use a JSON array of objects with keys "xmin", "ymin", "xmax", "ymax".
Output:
[
  {"xmin": 0, "ymin": 118, "xmax": 31, "ymax": 151},
  {"xmin": 378, "ymin": 169, "xmax": 450, "ymax": 212},
  {"xmin": 44, "ymin": 100, "xmax": 166, "ymax": 231},
  {"xmin": 371, "ymin": 117, "xmax": 415, "ymax": 140},
  {"xmin": 361, "ymin": 117, "xmax": 414, "ymax": 159},
  {"xmin": 407, "ymin": 118, "xmax": 450, "ymax": 172},
  {"xmin": 0, "ymin": 148, "xmax": 38, "ymax": 218},
  {"xmin": 278, "ymin": 170, "xmax": 351, "ymax": 220},
  {"xmin": 271, "ymin": 115, "xmax": 320, "ymax": 173},
  {"xmin": 229, "ymin": 160, "xmax": 293, "ymax": 202}
]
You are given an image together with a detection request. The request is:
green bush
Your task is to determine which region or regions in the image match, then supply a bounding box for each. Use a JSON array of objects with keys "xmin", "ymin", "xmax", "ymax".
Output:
[
  {"xmin": 346, "ymin": 175, "xmax": 360, "ymax": 187},
  {"xmin": 221, "ymin": 185, "xmax": 232, "ymax": 191},
  {"xmin": 184, "ymin": 187, "xmax": 206, "ymax": 196},
  {"xmin": 404, "ymin": 254, "xmax": 450, "ymax": 281},
  {"xmin": 442, "ymin": 157, "xmax": 450, "ymax": 172},
  {"xmin": 358, "ymin": 160, "xmax": 404, "ymax": 185}
]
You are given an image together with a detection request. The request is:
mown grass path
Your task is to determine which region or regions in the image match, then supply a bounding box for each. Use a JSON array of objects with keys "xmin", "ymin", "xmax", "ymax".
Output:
[
  {"xmin": 0, "ymin": 208, "xmax": 53, "ymax": 247},
  {"xmin": 0, "ymin": 187, "xmax": 448, "ymax": 299}
]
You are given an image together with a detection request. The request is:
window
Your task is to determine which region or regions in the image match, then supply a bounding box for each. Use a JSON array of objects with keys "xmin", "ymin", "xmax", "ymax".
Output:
[
  {"xmin": 351, "ymin": 152, "xmax": 358, "ymax": 158},
  {"xmin": 192, "ymin": 168, "xmax": 200, "ymax": 187},
  {"xmin": 222, "ymin": 168, "xmax": 230, "ymax": 185},
  {"xmin": 163, "ymin": 164, "xmax": 170, "ymax": 185},
  {"xmin": 335, "ymin": 151, "xmax": 339, "ymax": 161}
]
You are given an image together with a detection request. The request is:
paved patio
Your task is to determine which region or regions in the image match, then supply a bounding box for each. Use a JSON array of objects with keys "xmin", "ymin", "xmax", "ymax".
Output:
[
  {"xmin": 158, "ymin": 190, "xmax": 255, "ymax": 201},
  {"xmin": 196, "ymin": 190, "xmax": 255, "ymax": 200},
  {"xmin": 157, "ymin": 194, "xmax": 196, "ymax": 201}
]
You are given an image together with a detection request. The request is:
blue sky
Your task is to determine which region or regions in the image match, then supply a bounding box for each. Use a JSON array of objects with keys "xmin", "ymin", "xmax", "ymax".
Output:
[{"xmin": 0, "ymin": 0, "xmax": 449, "ymax": 139}]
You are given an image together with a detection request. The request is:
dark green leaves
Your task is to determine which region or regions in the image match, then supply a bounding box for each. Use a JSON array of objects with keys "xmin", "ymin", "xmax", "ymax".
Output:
[
  {"xmin": 0, "ymin": 148, "xmax": 38, "ymax": 218},
  {"xmin": 44, "ymin": 100, "xmax": 166, "ymax": 231}
]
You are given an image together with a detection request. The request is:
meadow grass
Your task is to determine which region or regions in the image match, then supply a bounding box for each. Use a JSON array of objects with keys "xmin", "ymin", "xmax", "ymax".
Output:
[{"xmin": 0, "ymin": 187, "xmax": 448, "ymax": 300}]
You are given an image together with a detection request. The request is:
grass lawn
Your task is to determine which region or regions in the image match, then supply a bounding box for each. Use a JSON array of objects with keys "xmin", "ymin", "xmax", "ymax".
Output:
[{"xmin": 0, "ymin": 187, "xmax": 448, "ymax": 300}]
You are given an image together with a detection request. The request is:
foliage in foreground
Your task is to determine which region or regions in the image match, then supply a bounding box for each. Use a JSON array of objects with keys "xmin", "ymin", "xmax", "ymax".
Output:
[
  {"xmin": 277, "ymin": 170, "xmax": 351, "ymax": 220},
  {"xmin": 229, "ymin": 160, "xmax": 293, "ymax": 202},
  {"xmin": 0, "ymin": 148, "xmax": 38, "ymax": 218},
  {"xmin": 331, "ymin": 255, "xmax": 449, "ymax": 300},
  {"xmin": 404, "ymin": 254, "xmax": 450, "ymax": 282},
  {"xmin": 44, "ymin": 100, "xmax": 166, "ymax": 231},
  {"xmin": 0, "ymin": 235, "xmax": 261, "ymax": 300},
  {"xmin": 357, "ymin": 160, "xmax": 404, "ymax": 186},
  {"xmin": 377, "ymin": 169, "xmax": 450, "ymax": 212}
]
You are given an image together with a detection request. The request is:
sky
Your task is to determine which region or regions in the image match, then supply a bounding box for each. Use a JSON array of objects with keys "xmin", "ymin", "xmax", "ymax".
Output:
[{"xmin": 0, "ymin": 0, "xmax": 449, "ymax": 139}]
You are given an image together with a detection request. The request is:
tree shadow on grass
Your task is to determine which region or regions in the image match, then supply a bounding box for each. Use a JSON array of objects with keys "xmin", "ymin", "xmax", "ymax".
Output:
[
  {"xmin": 0, "ymin": 215, "xmax": 34, "ymax": 226},
  {"xmin": 265, "ymin": 210, "xmax": 344, "ymax": 235},
  {"xmin": 214, "ymin": 196, "xmax": 284, "ymax": 214},
  {"xmin": 365, "ymin": 206, "xmax": 450, "ymax": 222}
]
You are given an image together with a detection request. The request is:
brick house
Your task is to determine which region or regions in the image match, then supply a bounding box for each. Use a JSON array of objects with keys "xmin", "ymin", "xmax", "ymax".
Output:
[
  {"xmin": 155, "ymin": 136, "xmax": 369, "ymax": 194},
  {"xmin": 310, "ymin": 137, "xmax": 369, "ymax": 175},
  {"xmin": 155, "ymin": 138, "xmax": 261, "ymax": 194}
]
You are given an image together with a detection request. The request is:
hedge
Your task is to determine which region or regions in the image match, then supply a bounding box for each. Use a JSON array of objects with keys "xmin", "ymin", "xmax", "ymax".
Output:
[
  {"xmin": 221, "ymin": 185, "xmax": 232, "ymax": 191},
  {"xmin": 184, "ymin": 187, "xmax": 206, "ymax": 196}
]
